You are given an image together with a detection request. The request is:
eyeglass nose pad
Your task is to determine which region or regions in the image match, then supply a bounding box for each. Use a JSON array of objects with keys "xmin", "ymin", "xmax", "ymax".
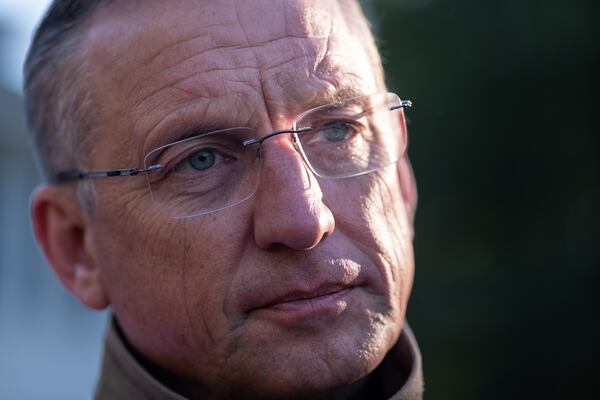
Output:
[
  {"xmin": 290, "ymin": 133, "xmax": 301, "ymax": 152},
  {"xmin": 289, "ymin": 133, "xmax": 305, "ymax": 164},
  {"xmin": 289, "ymin": 133, "xmax": 317, "ymax": 192},
  {"xmin": 290, "ymin": 132, "xmax": 314, "ymax": 171}
]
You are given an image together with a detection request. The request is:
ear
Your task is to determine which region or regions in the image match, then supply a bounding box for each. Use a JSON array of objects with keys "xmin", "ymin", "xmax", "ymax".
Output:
[
  {"xmin": 396, "ymin": 110, "xmax": 418, "ymax": 231},
  {"xmin": 30, "ymin": 184, "xmax": 109, "ymax": 310}
]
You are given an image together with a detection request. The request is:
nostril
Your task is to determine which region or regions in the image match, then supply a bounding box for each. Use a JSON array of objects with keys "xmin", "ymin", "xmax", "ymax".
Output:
[{"xmin": 252, "ymin": 199, "xmax": 335, "ymax": 251}]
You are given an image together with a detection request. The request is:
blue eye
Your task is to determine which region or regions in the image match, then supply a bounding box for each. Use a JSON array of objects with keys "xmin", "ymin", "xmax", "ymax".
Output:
[
  {"xmin": 321, "ymin": 122, "xmax": 350, "ymax": 142},
  {"xmin": 188, "ymin": 149, "xmax": 216, "ymax": 171}
]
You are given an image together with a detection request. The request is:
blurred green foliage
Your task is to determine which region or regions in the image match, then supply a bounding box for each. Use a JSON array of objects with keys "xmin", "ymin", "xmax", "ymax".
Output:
[{"xmin": 371, "ymin": 0, "xmax": 599, "ymax": 398}]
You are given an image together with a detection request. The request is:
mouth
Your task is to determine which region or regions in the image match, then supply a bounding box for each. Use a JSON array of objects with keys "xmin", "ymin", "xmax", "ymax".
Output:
[{"xmin": 248, "ymin": 284, "xmax": 356, "ymax": 324}]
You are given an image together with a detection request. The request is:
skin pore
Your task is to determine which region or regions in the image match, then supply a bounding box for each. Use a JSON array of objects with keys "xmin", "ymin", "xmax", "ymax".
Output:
[{"xmin": 33, "ymin": 0, "xmax": 417, "ymax": 398}]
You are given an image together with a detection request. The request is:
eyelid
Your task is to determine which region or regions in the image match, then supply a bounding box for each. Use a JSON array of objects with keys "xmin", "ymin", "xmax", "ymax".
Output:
[
  {"xmin": 310, "ymin": 118, "xmax": 364, "ymax": 132},
  {"xmin": 143, "ymin": 126, "xmax": 225, "ymax": 161},
  {"xmin": 300, "ymin": 107, "xmax": 367, "ymax": 129}
]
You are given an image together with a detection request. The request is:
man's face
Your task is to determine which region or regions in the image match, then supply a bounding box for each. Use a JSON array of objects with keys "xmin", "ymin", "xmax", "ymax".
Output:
[{"xmin": 82, "ymin": 0, "xmax": 414, "ymax": 396}]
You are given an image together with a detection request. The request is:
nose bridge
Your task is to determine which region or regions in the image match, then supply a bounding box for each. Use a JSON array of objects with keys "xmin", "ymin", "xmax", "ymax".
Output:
[
  {"xmin": 260, "ymin": 135, "xmax": 311, "ymax": 191},
  {"xmin": 252, "ymin": 135, "xmax": 335, "ymax": 250}
]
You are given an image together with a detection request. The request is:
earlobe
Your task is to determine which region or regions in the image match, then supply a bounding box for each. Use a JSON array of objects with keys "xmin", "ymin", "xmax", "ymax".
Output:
[{"xmin": 30, "ymin": 184, "xmax": 109, "ymax": 310}]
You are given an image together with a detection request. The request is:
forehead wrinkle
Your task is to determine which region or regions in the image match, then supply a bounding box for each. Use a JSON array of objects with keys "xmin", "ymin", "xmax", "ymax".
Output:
[
  {"xmin": 123, "ymin": 32, "xmax": 218, "ymax": 102},
  {"xmin": 127, "ymin": 37, "xmax": 309, "ymax": 111},
  {"xmin": 312, "ymin": 0, "xmax": 377, "ymax": 91},
  {"xmin": 84, "ymin": 2, "xmax": 238, "ymax": 110},
  {"xmin": 129, "ymin": 33, "xmax": 321, "ymax": 120},
  {"xmin": 130, "ymin": 64, "xmax": 257, "ymax": 124},
  {"xmin": 132, "ymin": 22, "xmax": 231, "ymax": 73},
  {"xmin": 232, "ymin": 0, "xmax": 335, "ymax": 109},
  {"xmin": 262, "ymin": 11, "xmax": 372, "ymax": 113}
]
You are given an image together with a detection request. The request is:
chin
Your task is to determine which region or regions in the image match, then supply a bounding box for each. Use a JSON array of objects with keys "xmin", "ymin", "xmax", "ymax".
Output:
[{"xmin": 218, "ymin": 312, "xmax": 401, "ymax": 399}]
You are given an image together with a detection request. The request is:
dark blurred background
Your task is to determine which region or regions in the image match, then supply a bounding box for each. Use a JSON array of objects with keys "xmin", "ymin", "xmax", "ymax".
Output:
[
  {"xmin": 0, "ymin": 0, "xmax": 597, "ymax": 398},
  {"xmin": 369, "ymin": 0, "xmax": 599, "ymax": 398}
]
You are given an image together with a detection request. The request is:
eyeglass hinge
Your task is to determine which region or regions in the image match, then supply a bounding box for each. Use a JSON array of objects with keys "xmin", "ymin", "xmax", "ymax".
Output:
[
  {"xmin": 390, "ymin": 100, "xmax": 413, "ymax": 110},
  {"xmin": 106, "ymin": 164, "xmax": 161, "ymax": 177}
]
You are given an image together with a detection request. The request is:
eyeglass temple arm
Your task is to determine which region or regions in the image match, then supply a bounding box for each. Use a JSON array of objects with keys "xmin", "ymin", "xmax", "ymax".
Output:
[{"xmin": 54, "ymin": 164, "xmax": 162, "ymax": 184}]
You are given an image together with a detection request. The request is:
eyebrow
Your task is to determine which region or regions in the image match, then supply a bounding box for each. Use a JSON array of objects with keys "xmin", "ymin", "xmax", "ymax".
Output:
[
  {"xmin": 302, "ymin": 86, "xmax": 367, "ymax": 110},
  {"xmin": 142, "ymin": 119, "xmax": 227, "ymax": 157}
]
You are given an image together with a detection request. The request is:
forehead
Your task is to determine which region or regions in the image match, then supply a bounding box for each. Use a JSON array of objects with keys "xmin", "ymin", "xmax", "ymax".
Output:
[{"xmin": 82, "ymin": 0, "xmax": 384, "ymax": 160}]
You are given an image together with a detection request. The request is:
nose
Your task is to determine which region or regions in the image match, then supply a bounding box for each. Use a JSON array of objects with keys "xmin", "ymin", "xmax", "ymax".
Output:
[{"xmin": 252, "ymin": 136, "xmax": 335, "ymax": 250}]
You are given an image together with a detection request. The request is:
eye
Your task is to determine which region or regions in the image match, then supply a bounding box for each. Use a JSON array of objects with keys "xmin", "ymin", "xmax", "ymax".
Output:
[
  {"xmin": 320, "ymin": 122, "xmax": 352, "ymax": 142},
  {"xmin": 187, "ymin": 148, "xmax": 216, "ymax": 171}
]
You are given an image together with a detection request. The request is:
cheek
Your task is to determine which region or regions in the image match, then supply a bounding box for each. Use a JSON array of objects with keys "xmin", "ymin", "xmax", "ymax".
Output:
[
  {"xmin": 93, "ymin": 205, "xmax": 191, "ymax": 340},
  {"xmin": 93, "ymin": 193, "xmax": 253, "ymax": 374},
  {"xmin": 321, "ymin": 167, "xmax": 414, "ymax": 310},
  {"xmin": 177, "ymin": 216, "xmax": 249, "ymax": 343}
]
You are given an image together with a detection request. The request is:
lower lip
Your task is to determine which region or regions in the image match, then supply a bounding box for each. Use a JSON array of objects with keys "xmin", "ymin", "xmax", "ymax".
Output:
[{"xmin": 254, "ymin": 288, "xmax": 354, "ymax": 323}]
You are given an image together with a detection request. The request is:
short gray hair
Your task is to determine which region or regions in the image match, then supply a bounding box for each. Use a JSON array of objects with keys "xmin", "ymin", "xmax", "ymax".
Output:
[{"xmin": 23, "ymin": 0, "xmax": 110, "ymax": 184}]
